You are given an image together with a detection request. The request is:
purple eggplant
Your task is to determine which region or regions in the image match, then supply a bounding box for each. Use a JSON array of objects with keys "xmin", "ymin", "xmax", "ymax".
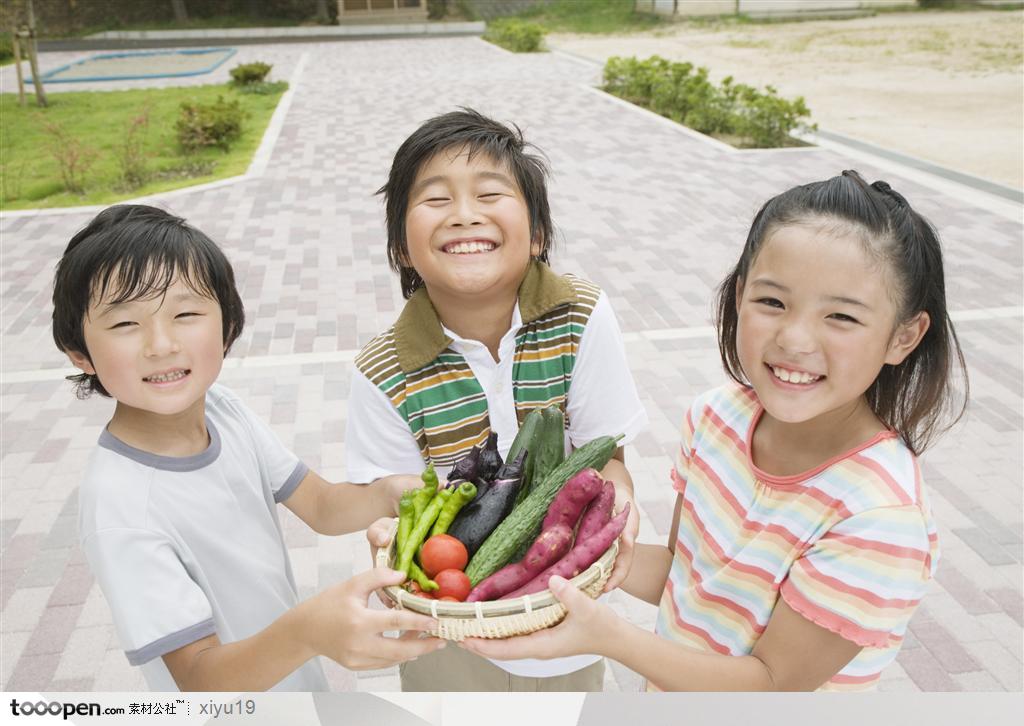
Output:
[
  {"xmin": 476, "ymin": 432, "xmax": 503, "ymax": 483},
  {"xmin": 448, "ymin": 449, "xmax": 526, "ymax": 557},
  {"xmin": 447, "ymin": 444, "xmax": 482, "ymax": 488}
]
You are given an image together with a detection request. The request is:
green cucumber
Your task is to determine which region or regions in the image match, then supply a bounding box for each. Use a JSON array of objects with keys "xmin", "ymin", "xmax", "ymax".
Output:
[
  {"xmin": 536, "ymin": 405, "xmax": 566, "ymax": 483},
  {"xmin": 465, "ymin": 433, "xmax": 623, "ymax": 585}
]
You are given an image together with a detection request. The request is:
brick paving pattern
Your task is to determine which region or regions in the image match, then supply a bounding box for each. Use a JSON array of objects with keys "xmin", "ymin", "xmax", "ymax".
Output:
[{"xmin": 1, "ymin": 38, "xmax": 1021, "ymax": 693}]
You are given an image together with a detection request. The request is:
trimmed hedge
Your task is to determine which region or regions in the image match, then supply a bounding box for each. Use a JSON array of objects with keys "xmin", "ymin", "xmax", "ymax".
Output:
[
  {"xmin": 484, "ymin": 18, "xmax": 546, "ymax": 53},
  {"xmin": 603, "ymin": 55, "xmax": 815, "ymax": 148}
]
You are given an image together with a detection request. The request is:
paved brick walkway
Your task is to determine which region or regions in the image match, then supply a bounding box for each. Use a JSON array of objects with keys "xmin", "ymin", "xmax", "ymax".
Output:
[{"xmin": 1, "ymin": 38, "xmax": 1021, "ymax": 693}]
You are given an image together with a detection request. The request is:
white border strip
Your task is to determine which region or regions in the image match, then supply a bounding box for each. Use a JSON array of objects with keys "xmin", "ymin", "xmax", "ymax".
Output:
[
  {"xmin": 0, "ymin": 52, "xmax": 308, "ymax": 220},
  {"xmin": 8, "ymin": 306, "xmax": 1019, "ymax": 385}
]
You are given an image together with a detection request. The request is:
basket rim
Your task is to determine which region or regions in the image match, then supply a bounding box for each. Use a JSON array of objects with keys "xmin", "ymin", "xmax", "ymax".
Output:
[{"xmin": 376, "ymin": 532, "xmax": 618, "ymax": 619}]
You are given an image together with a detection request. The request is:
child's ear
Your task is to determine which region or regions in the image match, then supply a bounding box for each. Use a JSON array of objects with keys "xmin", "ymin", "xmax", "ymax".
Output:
[
  {"xmin": 65, "ymin": 349, "xmax": 96, "ymax": 376},
  {"xmin": 885, "ymin": 312, "xmax": 930, "ymax": 366},
  {"xmin": 734, "ymin": 277, "xmax": 745, "ymax": 307},
  {"xmin": 530, "ymin": 235, "xmax": 543, "ymax": 258}
]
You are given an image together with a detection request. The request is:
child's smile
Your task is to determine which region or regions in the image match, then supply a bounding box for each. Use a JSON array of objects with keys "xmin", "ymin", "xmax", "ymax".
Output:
[
  {"xmin": 142, "ymin": 367, "xmax": 192, "ymax": 386},
  {"xmin": 442, "ymin": 237, "xmax": 498, "ymax": 255}
]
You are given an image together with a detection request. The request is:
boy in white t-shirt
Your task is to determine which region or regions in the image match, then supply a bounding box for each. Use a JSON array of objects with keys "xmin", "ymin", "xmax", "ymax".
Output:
[{"xmin": 51, "ymin": 204, "xmax": 445, "ymax": 691}]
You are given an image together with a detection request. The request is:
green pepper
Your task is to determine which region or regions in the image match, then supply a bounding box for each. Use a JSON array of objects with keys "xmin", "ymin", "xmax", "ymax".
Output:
[
  {"xmin": 421, "ymin": 463, "xmax": 439, "ymax": 490},
  {"xmin": 430, "ymin": 480, "xmax": 477, "ymax": 537},
  {"xmin": 411, "ymin": 465, "xmax": 438, "ymax": 525},
  {"xmin": 408, "ymin": 561, "xmax": 438, "ymax": 592},
  {"xmin": 396, "ymin": 488, "xmax": 452, "ymax": 575},
  {"xmin": 395, "ymin": 491, "xmax": 415, "ymax": 558}
]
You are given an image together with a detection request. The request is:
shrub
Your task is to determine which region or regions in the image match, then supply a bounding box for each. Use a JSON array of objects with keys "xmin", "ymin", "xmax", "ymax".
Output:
[
  {"xmin": 115, "ymin": 105, "xmax": 151, "ymax": 190},
  {"xmin": 39, "ymin": 118, "xmax": 97, "ymax": 194},
  {"xmin": 602, "ymin": 55, "xmax": 815, "ymax": 148},
  {"xmin": 229, "ymin": 62, "xmax": 272, "ymax": 86},
  {"xmin": 427, "ymin": 0, "xmax": 447, "ymax": 20},
  {"xmin": 175, "ymin": 96, "xmax": 245, "ymax": 153},
  {"xmin": 234, "ymin": 80, "xmax": 289, "ymax": 96},
  {"xmin": 484, "ymin": 18, "xmax": 546, "ymax": 53}
]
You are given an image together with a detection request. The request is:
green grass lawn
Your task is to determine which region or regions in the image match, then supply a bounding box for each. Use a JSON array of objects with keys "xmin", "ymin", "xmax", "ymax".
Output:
[
  {"xmin": 0, "ymin": 83, "xmax": 286, "ymax": 210},
  {"xmin": 517, "ymin": 0, "xmax": 663, "ymax": 33}
]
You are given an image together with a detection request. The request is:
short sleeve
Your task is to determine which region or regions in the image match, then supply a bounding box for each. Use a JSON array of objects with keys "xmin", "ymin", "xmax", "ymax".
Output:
[
  {"xmin": 344, "ymin": 368, "xmax": 426, "ymax": 483},
  {"xmin": 221, "ymin": 390, "xmax": 308, "ymax": 502},
  {"xmin": 565, "ymin": 292, "xmax": 648, "ymax": 448},
  {"xmin": 670, "ymin": 402, "xmax": 699, "ymax": 494},
  {"xmin": 780, "ymin": 504, "xmax": 936, "ymax": 648},
  {"xmin": 82, "ymin": 528, "xmax": 215, "ymax": 665}
]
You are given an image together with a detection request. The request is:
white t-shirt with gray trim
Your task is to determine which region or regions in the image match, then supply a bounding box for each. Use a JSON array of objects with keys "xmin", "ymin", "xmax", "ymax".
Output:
[{"xmin": 78, "ymin": 383, "xmax": 328, "ymax": 691}]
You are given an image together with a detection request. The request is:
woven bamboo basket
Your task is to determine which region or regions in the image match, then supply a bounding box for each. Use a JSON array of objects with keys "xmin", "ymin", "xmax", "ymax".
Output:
[{"xmin": 375, "ymin": 523, "xmax": 618, "ymax": 641}]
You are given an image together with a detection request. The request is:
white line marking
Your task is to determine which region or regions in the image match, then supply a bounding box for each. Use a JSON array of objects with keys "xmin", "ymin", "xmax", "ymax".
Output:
[{"xmin": 7, "ymin": 307, "xmax": 1019, "ymax": 384}]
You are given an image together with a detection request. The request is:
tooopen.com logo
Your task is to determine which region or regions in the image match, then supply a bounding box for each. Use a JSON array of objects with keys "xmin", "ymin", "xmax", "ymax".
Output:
[{"xmin": 10, "ymin": 699, "xmax": 124, "ymax": 719}]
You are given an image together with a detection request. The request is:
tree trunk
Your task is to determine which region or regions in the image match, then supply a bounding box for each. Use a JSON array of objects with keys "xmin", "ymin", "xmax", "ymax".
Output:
[
  {"xmin": 12, "ymin": 31, "xmax": 25, "ymax": 106},
  {"xmin": 25, "ymin": 0, "xmax": 46, "ymax": 107}
]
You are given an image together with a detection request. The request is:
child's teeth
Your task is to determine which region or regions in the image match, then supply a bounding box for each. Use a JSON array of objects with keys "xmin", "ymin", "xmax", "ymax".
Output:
[
  {"xmin": 771, "ymin": 366, "xmax": 819, "ymax": 385},
  {"xmin": 147, "ymin": 370, "xmax": 187, "ymax": 383}
]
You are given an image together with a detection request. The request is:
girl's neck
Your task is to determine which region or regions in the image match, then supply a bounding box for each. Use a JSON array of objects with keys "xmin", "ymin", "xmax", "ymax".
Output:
[
  {"xmin": 432, "ymin": 290, "xmax": 517, "ymax": 362},
  {"xmin": 751, "ymin": 396, "xmax": 887, "ymax": 478},
  {"xmin": 107, "ymin": 397, "xmax": 210, "ymax": 458}
]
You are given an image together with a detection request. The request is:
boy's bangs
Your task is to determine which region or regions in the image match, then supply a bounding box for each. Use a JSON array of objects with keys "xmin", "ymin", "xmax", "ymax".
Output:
[{"xmin": 94, "ymin": 248, "xmax": 217, "ymax": 308}]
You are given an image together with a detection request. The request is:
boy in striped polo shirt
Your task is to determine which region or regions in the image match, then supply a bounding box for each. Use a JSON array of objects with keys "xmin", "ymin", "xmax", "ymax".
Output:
[{"xmin": 347, "ymin": 109, "xmax": 648, "ymax": 691}]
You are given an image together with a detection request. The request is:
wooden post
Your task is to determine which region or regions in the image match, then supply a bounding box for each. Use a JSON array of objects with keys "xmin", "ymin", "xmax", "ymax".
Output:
[
  {"xmin": 11, "ymin": 29, "xmax": 25, "ymax": 106},
  {"xmin": 24, "ymin": 0, "xmax": 47, "ymax": 107}
]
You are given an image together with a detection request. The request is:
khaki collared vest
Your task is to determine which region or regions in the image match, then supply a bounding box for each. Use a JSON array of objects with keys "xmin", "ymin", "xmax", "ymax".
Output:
[{"xmin": 354, "ymin": 261, "xmax": 600, "ymax": 467}]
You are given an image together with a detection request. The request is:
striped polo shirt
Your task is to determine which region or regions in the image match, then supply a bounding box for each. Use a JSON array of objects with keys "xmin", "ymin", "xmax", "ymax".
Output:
[
  {"xmin": 653, "ymin": 383, "xmax": 939, "ymax": 691},
  {"xmin": 354, "ymin": 260, "xmax": 600, "ymax": 467}
]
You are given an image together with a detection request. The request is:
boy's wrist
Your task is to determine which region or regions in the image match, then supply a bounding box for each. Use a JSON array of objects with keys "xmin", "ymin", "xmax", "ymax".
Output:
[{"xmin": 286, "ymin": 597, "xmax": 321, "ymax": 662}]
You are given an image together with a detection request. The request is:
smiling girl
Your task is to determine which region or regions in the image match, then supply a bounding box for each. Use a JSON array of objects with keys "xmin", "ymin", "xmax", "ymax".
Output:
[{"xmin": 463, "ymin": 170, "xmax": 969, "ymax": 691}]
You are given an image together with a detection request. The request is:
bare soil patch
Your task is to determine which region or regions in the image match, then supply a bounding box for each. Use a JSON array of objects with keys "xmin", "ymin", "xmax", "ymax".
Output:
[{"xmin": 550, "ymin": 10, "xmax": 1023, "ymax": 189}]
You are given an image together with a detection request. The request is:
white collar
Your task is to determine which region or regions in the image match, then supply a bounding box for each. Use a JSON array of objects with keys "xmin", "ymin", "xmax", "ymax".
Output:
[{"xmin": 441, "ymin": 302, "xmax": 523, "ymax": 355}]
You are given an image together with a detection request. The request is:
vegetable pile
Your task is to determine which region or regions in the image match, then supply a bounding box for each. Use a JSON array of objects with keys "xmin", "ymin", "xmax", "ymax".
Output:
[{"xmin": 393, "ymin": 405, "xmax": 627, "ymax": 604}]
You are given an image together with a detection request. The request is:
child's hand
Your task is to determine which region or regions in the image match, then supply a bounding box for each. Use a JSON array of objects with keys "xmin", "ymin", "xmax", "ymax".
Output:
[
  {"xmin": 603, "ymin": 492, "xmax": 639, "ymax": 592},
  {"xmin": 366, "ymin": 517, "xmax": 398, "ymax": 606},
  {"xmin": 366, "ymin": 517, "xmax": 397, "ymax": 566},
  {"xmin": 459, "ymin": 576, "xmax": 613, "ymax": 661},
  {"xmin": 299, "ymin": 567, "xmax": 444, "ymax": 670},
  {"xmin": 377, "ymin": 474, "xmax": 427, "ymax": 515}
]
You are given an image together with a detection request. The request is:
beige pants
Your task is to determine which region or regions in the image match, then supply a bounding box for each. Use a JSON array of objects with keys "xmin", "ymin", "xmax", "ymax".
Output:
[{"xmin": 399, "ymin": 643, "xmax": 605, "ymax": 692}]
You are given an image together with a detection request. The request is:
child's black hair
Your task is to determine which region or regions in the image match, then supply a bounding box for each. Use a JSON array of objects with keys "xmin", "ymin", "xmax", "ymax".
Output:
[
  {"xmin": 378, "ymin": 108, "xmax": 554, "ymax": 299},
  {"xmin": 52, "ymin": 204, "xmax": 245, "ymax": 398},
  {"xmin": 715, "ymin": 170, "xmax": 968, "ymax": 455}
]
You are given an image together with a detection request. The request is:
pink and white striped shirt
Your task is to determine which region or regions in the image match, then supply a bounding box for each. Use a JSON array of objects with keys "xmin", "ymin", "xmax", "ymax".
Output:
[{"xmin": 652, "ymin": 383, "xmax": 939, "ymax": 691}]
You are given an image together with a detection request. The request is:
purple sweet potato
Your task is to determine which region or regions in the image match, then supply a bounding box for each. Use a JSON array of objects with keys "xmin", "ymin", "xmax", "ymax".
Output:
[
  {"xmin": 505, "ymin": 502, "xmax": 630, "ymax": 599},
  {"xmin": 575, "ymin": 480, "xmax": 614, "ymax": 542},
  {"xmin": 541, "ymin": 467, "xmax": 603, "ymax": 533},
  {"xmin": 466, "ymin": 524, "xmax": 573, "ymax": 602}
]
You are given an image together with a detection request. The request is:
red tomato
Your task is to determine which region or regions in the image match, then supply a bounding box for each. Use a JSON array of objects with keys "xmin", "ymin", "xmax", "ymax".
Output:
[
  {"xmin": 419, "ymin": 535, "xmax": 468, "ymax": 578},
  {"xmin": 434, "ymin": 569, "xmax": 471, "ymax": 602},
  {"xmin": 438, "ymin": 596, "xmax": 460, "ymax": 602}
]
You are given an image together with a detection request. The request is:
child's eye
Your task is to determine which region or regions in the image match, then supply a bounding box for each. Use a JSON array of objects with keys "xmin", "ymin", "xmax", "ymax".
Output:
[
  {"xmin": 479, "ymin": 192, "xmax": 502, "ymax": 199},
  {"xmin": 829, "ymin": 313, "xmax": 861, "ymax": 324},
  {"xmin": 425, "ymin": 197, "xmax": 450, "ymax": 204},
  {"xmin": 176, "ymin": 312, "xmax": 202, "ymax": 319},
  {"xmin": 754, "ymin": 297, "xmax": 783, "ymax": 309},
  {"xmin": 109, "ymin": 321, "xmax": 136, "ymax": 330}
]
